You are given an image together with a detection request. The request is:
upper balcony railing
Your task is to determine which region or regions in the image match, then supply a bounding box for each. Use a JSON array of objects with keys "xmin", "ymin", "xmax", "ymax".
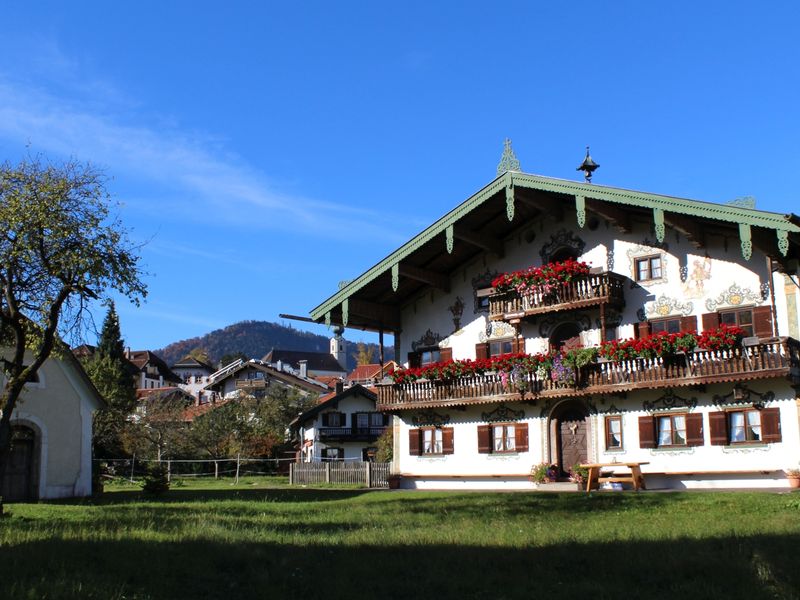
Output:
[
  {"xmin": 318, "ymin": 426, "xmax": 387, "ymax": 440},
  {"xmin": 488, "ymin": 271, "xmax": 625, "ymax": 322},
  {"xmin": 376, "ymin": 338, "xmax": 800, "ymax": 410}
]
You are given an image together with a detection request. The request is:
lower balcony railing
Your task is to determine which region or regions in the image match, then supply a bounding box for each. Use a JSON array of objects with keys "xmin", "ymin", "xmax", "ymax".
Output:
[
  {"xmin": 318, "ymin": 426, "xmax": 387, "ymax": 440},
  {"xmin": 489, "ymin": 272, "xmax": 625, "ymax": 321},
  {"xmin": 376, "ymin": 338, "xmax": 800, "ymax": 410}
]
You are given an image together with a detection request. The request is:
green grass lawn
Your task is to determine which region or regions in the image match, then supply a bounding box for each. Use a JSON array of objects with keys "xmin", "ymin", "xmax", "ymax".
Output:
[{"xmin": 1, "ymin": 478, "xmax": 799, "ymax": 599}]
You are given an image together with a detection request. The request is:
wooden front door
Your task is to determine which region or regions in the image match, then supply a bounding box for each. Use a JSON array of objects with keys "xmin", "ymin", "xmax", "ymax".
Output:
[
  {"xmin": 557, "ymin": 409, "xmax": 587, "ymax": 474},
  {"xmin": 1, "ymin": 427, "xmax": 35, "ymax": 502}
]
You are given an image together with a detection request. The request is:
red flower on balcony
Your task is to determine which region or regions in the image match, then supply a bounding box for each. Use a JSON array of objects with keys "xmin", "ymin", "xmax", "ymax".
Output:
[{"xmin": 491, "ymin": 259, "xmax": 591, "ymax": 296}]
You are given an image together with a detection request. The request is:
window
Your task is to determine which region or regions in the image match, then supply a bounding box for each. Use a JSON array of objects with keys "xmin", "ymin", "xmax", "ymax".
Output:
[
  {"xmin": 720, "ymin": 309, "xmax": 754, "ymax": 336},
  {"xmin": 489, "ymin": 339, "xmax": 514, "ymax": 357},
  {"xmin": 477, "ymin": 422, "xmax": 529, "ymax": 454},
  {"xmin": 649, "ymin": 318, "xmax": 681, "ymax": 334},
  {"xmin": 657, "ymin": 414, "xmax": 687, "ymax": 446},
  {"xmin": 709, "ymin": 407, "xmax": 781, "ymax": 445},
  {"xmin": 322, "ymin": 412, "xmax": 344, "ymax": 427},
  {"xmin": 422, "ymin": 428, "xmax": 443, "ymax": 454},
  {"xmin": 634, "ymin": 255, "xmax": 663, "ymax": 282},
  {"xmin": 605, "ymin": 416, "xmax": 623, "ymax": 450},
  {"xmin": 369, "ymin": 412, "xmax": 384, "ymax": 427},
  {"xmin": 420, "ymin": 349, "xmax": 441, "ymax": 366},
  {"xmin": 729, "ymin": 409, "xmax": 761, "ymax": 443},
  {"xmin": 356, "ymin": 413, "xmax": 369, "ymax": 429},
  {"xmin": 322, "ymin": 447, "xmax": 343, "ymax": 461},
  {"xmin": 492, "ymin": 423, "xmax": 516, "ymax": 452},
  {"xmin": 409, "ymin": 427, "xmax": 454, "ymax": 456}
]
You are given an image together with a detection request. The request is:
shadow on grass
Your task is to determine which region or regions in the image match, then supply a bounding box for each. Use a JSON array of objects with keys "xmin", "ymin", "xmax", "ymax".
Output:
[{"xmin": 1, "ymin": 533, "xmax": 797, "ymax": 599}]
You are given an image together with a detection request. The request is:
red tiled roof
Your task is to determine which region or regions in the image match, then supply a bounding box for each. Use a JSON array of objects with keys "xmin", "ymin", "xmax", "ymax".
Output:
[{"xmin": 314, "ymin": 375, "xmax": 341, "ymax": 388}]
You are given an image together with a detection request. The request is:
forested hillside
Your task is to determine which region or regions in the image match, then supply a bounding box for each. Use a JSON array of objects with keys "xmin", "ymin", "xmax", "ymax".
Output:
[{"xmin": 156, "ymin": 320, "xmax": 390, "ymax": 371}]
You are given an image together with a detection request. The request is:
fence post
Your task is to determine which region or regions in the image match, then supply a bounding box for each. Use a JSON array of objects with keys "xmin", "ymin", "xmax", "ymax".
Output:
[
  {"xmin": 130, "ymin": 454, "xmax": 135, "ymax": 483},
  {"xmin": 325, "ymin": 462, "xmax": 331, "ymax": 483},
  {"xmin": 167, "ymin": 460, "xmax": 171, "ymax": 483},
  {"xmin": 235, "ymin": 453, "xmax": 241, "ymax": 484},
  {"xmin": 366, "ymin": 462, "xmax": 372, "ymax": 488},
  {"xmin": 289, "ymin": 463, "xmax": 294, "ymax": 485}
]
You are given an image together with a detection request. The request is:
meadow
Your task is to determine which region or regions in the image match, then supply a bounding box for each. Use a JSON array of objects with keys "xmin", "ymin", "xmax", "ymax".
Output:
[{"xmin": 1, "ymin": 478, "xmax": 798, "ymax": 599}]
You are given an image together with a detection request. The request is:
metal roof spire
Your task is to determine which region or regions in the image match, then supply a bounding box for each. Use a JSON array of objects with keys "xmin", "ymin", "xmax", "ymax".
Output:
[
  {"xmin": 577, "ymin": 146, "xmax": 600, "ymax": 182},
  {"xmin": 497, "ymin": 138, "xmax": 521, "ymax": 176}
]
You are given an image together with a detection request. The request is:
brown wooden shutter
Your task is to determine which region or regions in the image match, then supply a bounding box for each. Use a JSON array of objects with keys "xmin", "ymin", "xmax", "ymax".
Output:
[
  {"xmin": 760, "ymin": 407, "xmax": 782, "ymax": 443},
  {"xmin": 383, "ymin": 413, "xmax": 390, "ymax": 426},
  {"xmin": 339, "ymin": 412, "xmax": 347, "ymax": 427},
  {"xmin": 752, "ymin": 306, "xmax": 774, "ymax": 338},
  {"xmin": 638, "ymin": 416, "xmax": 656, "ymax": 448},
  {"xmin": 514, "ymin": 422, "xmax": 529, "ymax": 452},
  {"xmin": 513, "ymin": 336, "xmax": 524, "ymax": 354},
  {"xmin": 708, "ymin": 411, "xmax": 728, "ymax": 445},
  {"xmin": 701, "ymin": 312, "xmax": 719, "ymax": 332},
  {"xmin": 475, "ymin": 343, "xmax": 489, "ymax": 360},
  {"xmin": 439, "ymin": 347, "xmax": 453, "ymax": 363},
  {"xmin": 685, "ymin": 413, "xmax": 704, "ymax": 446},
  {"xmin": 680, "ymin": 315, "xmax": 698, "ymax": 332},
  {"xmin": 408, "ymin": 429, "xmax": 421, "ymax": 456},
  {"xmin": 321, "ymin": 413, "xmax": 330, "ymax": 427},
  {"xmin": 477, "ymin": 425, "xmax": 492, "ymax": 453},
  {"xmin": 441, "ymin": 427, "xmax": 454, "ymax": 455},
  {"xmin": 635, "ymin": 322, "xmax": 650, "ymax": 339},
  {"xmin": 408, "ymin": 352, "xmax": 421, "ymax": 368}
]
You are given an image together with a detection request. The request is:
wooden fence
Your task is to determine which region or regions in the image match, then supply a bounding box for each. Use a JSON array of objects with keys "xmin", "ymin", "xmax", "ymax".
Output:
[{"xmin": 289, "ymin": 461, "xmax": 391, "ymax": 488}]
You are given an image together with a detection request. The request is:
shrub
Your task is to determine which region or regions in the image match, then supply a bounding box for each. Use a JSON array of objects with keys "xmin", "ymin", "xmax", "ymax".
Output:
[{"xmin": 141, "ymin": 463, "xmax": 170, "ymax": 495}]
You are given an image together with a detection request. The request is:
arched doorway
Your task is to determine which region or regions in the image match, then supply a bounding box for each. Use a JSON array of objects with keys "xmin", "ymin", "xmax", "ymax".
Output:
[
  {"xmin": 0, "ymin": 425, "xmax": 37, "ymax": 502},
  {"xmin": 550, "ymin": 322, "xmax": 582, "ymax": 353},
  {"xmin": 549, "ymin": 400, "xmax": 589, "ymax": 476}
]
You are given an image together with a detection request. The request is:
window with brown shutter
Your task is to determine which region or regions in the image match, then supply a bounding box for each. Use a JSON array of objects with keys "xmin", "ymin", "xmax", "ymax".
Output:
[
  {"xmin": 635, "ymin": 322, "xmax": 650, "ymax": 339},
  {"xmin": 488, "ymin": 339, "xmax": 514, "ymax": 357},
  {"xmin": 408, "ymin": 429, "xmax": 421, "ymax": 456},
  {"xmin": 680, "ymin": 315, "xmax": 698, "ymax": 332},
  {"xmin": 752, "ymin": 306, "xmax": 774, "ymax": 338},
  {"xmin": 649, "ymin": 318, "xmax": 681, "ymax": 334},
  {"xmin": 477, "ymin": 425, "xmax": 491, "ymax": 454},
  {"xmin": 760, "ymin": 407, "xmax": 782, "ymax": 443},
  {"xmin": 408, "ymin": 352, "xmax": 421, "ymax": 369},
  {"xmin": 439, "ymin": 347, "xmax": 453, "ymax": 363},
  {"xmin": 719, "ymin": 309, "xmax": 754, "ymax": 336},
  {"xmin": 475, "ymin": 343, "xmax": 489, "ymax": 360},
  {"xmin": 441, "ymin": 427, "xmax": 454, "ymax": 455},
  {"xmin": 638, "ymin": 415, "xmax": 656, "ymax": 448},
  {"xmin": 605, "ymin": 416, "xmax": 623, "ymax": 450},
  {"xmin": 708, "ymin": 411, "xmax": 728, "ymax": 445},
  {"xmin": 514, "ymin": 422, "xmax": 529, "ymax": 452},
  {"xmin": 701, "ymin": 312, "xmax": 720, "ymax": 332},
  {"xmin": 685, "ymin": 413, "xmax": 704, "ymax": 446}
]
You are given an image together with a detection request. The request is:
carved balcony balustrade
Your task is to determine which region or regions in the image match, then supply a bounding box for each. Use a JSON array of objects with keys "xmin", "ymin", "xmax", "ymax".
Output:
[
  {"xmin": 488, "ymin": 271, "xmax": 625, "ymax": 323},
  {"xmin": 318, "ymin": 426, "xmax": 387, "ymax": 441},
  {"xmin": 376, "ymin": 338, "xmax": 800, "ymax": 411}
]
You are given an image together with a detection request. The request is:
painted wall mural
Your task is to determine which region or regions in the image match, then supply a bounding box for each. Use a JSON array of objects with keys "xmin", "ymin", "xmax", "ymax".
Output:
[{"xmin": 705, "ymin": 283, "xmax": 765, "ymax": 312}]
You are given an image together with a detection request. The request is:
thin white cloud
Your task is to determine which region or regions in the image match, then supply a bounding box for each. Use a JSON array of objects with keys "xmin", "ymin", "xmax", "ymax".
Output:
[{"xmin": 0, "ymin": 66, "xmax": 409, "ymax": 243}]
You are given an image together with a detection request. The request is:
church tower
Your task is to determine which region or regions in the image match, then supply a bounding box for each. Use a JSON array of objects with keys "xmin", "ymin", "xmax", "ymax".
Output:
[{"xmin": 330, "ymin": 325, "xmax": 347, "ymax": 369}]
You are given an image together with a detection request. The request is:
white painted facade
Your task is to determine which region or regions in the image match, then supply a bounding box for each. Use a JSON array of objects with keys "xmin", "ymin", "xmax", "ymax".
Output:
[
  {"xmin": 389, "ymin": 218, "xmax": 800, "ymax": 490},
  {"xmin": 2, "ymin": 351, "xmax": 103, "ymax": 499}
]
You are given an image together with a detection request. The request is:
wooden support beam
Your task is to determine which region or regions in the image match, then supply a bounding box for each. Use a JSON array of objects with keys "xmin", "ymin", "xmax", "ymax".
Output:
[
  {"xmin": 398, "ymin": 264, "xmax": 450, "ymax": 292},
  {"xmin": 585, "ymin": 198, "xmax": 632, "ymax": 233},
  {"xmin": 516, "ymin": 191, "xmax": 564, "ymax": 222},
  {"xmin": 663, "ymin": 212, "xmax": 706, "ymax": 248},
  {"xmin": 453, "ymin": 225, "xmax": 504, "ymax": 257}
]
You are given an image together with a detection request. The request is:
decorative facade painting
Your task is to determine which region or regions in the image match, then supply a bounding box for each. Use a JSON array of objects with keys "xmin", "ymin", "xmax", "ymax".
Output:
[
  {"xmin": 705, "ymin": 283, "xmax": 765, "ymax": 312},
  {"xmin": 681, "ymin": 256, "xmax": 711, "ymax": 299}
]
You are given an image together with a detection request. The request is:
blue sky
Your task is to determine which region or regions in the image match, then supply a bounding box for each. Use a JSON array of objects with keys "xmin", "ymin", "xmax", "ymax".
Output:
[{"xmin": 1, "ymin": 2, "xmax": 798, "ymax": 352}]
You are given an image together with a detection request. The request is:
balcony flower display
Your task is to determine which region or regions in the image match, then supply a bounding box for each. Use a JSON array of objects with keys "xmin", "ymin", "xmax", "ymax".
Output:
[
  {"xmin": 599, "ymin": 326, "xmax": 745, "ymax": 362},
  {"xmin": 391, "ymin": 352, "xmax": 553, "ymax": 385},
  {"xmin": 491, "ymin": 259, "xmax": 591, "ymax": 297},
  {"xmin": 697, "ymin": 324, "xmax": 748, "ymax": 352}
]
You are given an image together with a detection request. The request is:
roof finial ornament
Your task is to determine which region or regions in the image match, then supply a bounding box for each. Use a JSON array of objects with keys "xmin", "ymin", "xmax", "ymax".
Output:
[
  {"xmin": 497, "ymin": 138, "xmax": 521, "ymax": 176},
  {"xmin": 577, "ymin": 146, "xmax": 599, "ymax": 183}
]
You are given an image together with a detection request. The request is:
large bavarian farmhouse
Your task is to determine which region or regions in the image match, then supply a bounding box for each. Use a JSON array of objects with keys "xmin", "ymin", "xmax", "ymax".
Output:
[{"xmin": 309, "ymin": 144, "xmax": 800, "ymax": 490}]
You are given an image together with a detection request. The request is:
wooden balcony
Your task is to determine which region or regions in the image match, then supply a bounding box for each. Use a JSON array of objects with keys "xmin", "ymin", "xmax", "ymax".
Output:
[
  {"xmin": 318, "ymin": 426, "xmax": 387, "ymax": 441},
  {"xmin": 235, "ymin": 379, "xmax": 267, "ymax": 389},
  {"xmin": 489, "ymin": 271, "xmax": 625, "ymax": 322},
  {"xmin": 376, "ymin": 338, "xmax": 800, "ymax": 411}
]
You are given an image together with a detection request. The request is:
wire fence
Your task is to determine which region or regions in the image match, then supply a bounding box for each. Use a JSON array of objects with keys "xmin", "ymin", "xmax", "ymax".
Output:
[{"xmin": 95, "ymin": 456, "xmax": 289, "ymax": 483}]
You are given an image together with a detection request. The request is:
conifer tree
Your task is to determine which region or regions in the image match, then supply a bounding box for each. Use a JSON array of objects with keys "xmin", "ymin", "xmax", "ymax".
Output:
[{"xmin": 97, "ymin": 300, "xmax": 125, "ymax": 361}]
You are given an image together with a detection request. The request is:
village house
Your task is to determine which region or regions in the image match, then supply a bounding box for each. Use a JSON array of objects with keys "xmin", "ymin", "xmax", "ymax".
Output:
[
  {"xmin": 1, "ymin": 350, "xmax": 105, "ymax": 501},
  {"xmin": 290, "ymin": 384, "xmax": 388, "ymax": 463},
  {"xmin": 202, "ymin": 358, "xmax": 328, "ymax": 401},
  {"xmin": 308, "ymin": 142, "xmax": 800, "ymax": 490}
]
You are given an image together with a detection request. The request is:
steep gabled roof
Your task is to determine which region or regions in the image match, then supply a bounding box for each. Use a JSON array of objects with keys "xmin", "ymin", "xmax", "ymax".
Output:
[
  {"xmin": 127, "ymin": 350, "xmax": 182, "ymax": 383},
  {"xmin": 203, "ymin": 360, "xmax": 329, "ymax": 395},
  {"xmin": 346, "ymin": 361, "xmax": 398, "ymax": 383},
  {"xmin": 310, "ymin": 171, "xmax": 800, "ymax": 331},
  {"xmin": 290, "ymin": 384, "xmax": 377, "ymax": 431},
  {"xmin": 171, "ymin": 354, "xmax": 214, "ymax": 372}
]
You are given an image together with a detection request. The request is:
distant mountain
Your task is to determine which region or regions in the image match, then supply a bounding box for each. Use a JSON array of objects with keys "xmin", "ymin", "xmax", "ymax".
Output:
[{"xmin": 155, "ymin": 320, "xmax": 392, "ymax": 372}]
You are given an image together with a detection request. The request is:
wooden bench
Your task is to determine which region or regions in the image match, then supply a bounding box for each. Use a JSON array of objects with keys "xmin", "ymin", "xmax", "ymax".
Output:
[{"xmin": 581, "ymin": 462, "xmax": 649, "ymax": 492}]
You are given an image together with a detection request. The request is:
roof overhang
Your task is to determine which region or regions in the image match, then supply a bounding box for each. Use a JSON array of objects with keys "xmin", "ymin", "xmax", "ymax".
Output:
[{"xmin": 310, "ymin": 171, "xmax": 800, "ymax": 332}]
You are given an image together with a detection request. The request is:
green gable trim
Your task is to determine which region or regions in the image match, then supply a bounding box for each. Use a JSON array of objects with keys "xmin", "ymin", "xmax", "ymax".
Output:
[{"xmin": 310, "ymin": 172, "xmax": 799, "ymax": 322}]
